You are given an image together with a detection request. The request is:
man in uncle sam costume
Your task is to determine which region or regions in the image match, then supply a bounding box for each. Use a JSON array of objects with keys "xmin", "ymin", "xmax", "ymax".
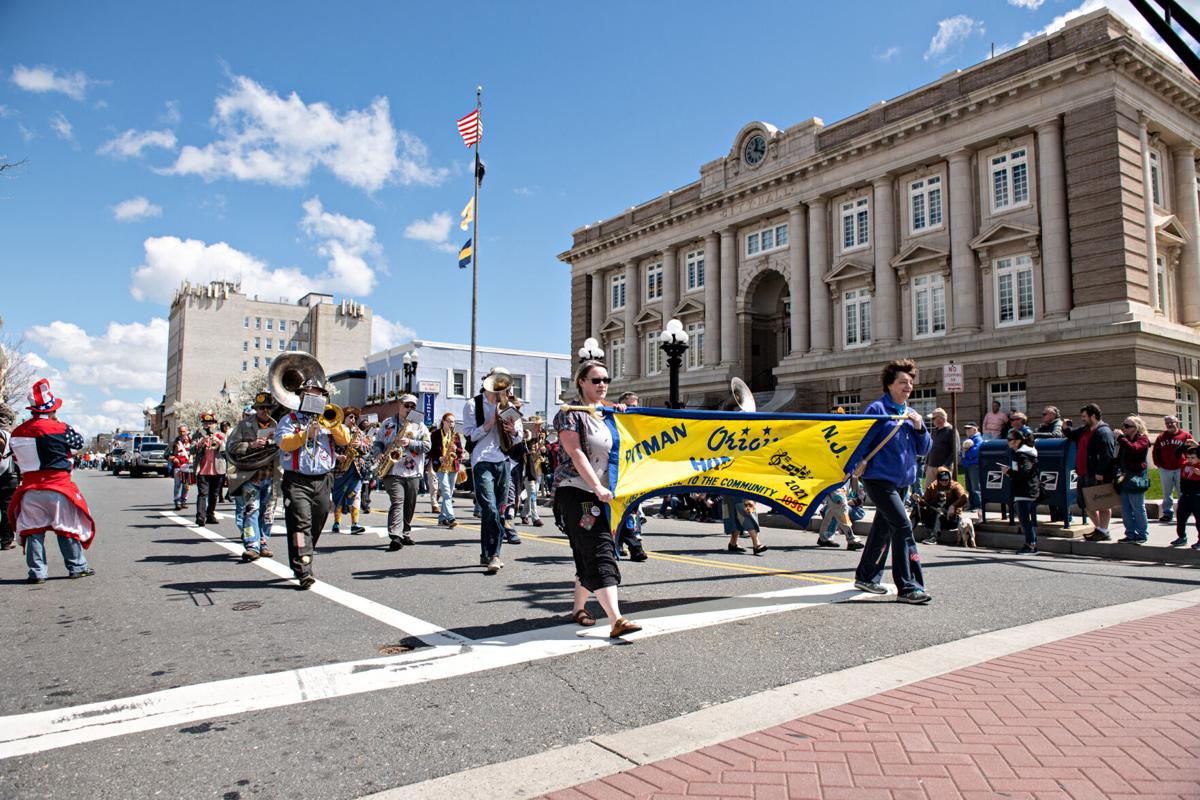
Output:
[{"xmin": 6, "ymin": 379, "xmax": 96, "ymax": 584}]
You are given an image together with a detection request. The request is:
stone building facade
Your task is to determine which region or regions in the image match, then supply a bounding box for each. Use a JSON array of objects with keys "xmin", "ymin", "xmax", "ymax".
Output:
[
  {"xmin": 162, "ymin": 280, "xmax": 372, "ymax": 439},
  {"xmin": 559, "ymin": 9, "xmax": 1200, "ymax": 434}
]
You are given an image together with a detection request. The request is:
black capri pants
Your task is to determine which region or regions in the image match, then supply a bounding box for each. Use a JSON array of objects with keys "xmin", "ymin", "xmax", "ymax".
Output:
[{"xmin": 554, "ymin": 485, "xmax": 621, "ymax": 592}]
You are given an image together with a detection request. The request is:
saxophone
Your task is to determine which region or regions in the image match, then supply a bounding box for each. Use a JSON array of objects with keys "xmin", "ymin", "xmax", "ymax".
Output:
[
  {"xmin": 372, "ymin": 416, "xmax": 417, "ymax": 476},
  {"xmin": 438, "ymin": 426, "xmax": 458, "ymax": 472}
]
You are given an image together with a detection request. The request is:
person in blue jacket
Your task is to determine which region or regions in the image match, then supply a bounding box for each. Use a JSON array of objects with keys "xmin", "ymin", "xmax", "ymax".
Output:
[
  {"xmin": 960, "ymin": 422, "xmax": 984, "ymax": 514},
  {"xmin": 852, "ymin": 359, "xmax": 934, "ymax": 604}
]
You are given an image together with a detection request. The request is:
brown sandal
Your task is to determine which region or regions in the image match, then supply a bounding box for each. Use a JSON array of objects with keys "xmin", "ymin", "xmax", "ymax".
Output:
[
  {"xmin": 609, "ymin": 617, "xmax": 642, "ymax": 638},
  {"xmin": 571, "ymin": 609, "xmax": 596, "ymax": 627}
]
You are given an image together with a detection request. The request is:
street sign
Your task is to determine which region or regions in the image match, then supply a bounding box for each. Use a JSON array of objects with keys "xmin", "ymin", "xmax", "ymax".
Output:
[
  {"xmin": 421, "ymin": 392, "xmax": 436, "ymax": 426},
  {"xmin": 943, "ymin": 363, "xmax": 964, "ymax": 393},
  {"xmin": 418, "ymin": 380, "xmax": 441, "ymax": 394}
]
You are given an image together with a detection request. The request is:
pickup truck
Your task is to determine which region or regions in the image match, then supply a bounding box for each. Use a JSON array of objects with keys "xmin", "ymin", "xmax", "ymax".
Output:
[
  {"xmin": 130, "ymin": 442, "xmax": 170, "ymax": 478},
  {"xmin": 107, "ymin": 448, "xmax": 129, "ymax": 475}
]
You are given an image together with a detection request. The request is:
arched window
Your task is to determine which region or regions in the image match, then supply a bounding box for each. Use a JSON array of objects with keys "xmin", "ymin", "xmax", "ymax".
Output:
[{"xmin": 1177, "ymin": 383, "xmax": 1198, "ymax": 434}]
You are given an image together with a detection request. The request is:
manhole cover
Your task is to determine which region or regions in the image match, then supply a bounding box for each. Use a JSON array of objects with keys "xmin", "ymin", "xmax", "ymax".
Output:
[
  {"xmin": 378, "ymin": 644, "xmax": 413, "ymax": 655},
  {"xmin": 231, "ymin": 601, "xmax": 262, "ymax": 612}
]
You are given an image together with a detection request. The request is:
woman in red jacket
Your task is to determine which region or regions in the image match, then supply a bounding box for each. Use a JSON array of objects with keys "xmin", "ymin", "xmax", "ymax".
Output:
[{"xmin": 1116, "ymin": 416, "xmax": 1151, "ymax": 544}]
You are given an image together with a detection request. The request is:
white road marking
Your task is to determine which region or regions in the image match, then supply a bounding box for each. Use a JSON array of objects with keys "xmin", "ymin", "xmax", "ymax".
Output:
[
  {"xmin": 159, "ymin": 511, "xmax": 470, "ymax": 649},
  {"xmin": 0, "ymin": 580, "xmax": 875, "ymax": 759}
]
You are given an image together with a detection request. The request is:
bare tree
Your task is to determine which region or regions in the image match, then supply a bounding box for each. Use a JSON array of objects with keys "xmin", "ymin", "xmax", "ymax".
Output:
[
  {"xmin": 0, "ymin": 158, "xmax": 28, "ymax": 175},
  {"xmin": 0, "ymin": 316, "xmax": 36, "ymax": 410}
]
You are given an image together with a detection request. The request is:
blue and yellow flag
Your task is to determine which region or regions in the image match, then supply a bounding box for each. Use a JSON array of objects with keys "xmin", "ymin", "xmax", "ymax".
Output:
[
  {"xmin": 458, "ymin": 238, "xmax": 473, "ymax": 269},
  {"xmin": 600, "ymin": 407, "xmax": 888, "ymax": 528}
]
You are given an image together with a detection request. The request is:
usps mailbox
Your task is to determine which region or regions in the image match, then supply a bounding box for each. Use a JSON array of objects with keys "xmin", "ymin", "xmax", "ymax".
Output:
[{"xmin": 977, "ymin": 438, "xmax": 1076, "ymax": 526}]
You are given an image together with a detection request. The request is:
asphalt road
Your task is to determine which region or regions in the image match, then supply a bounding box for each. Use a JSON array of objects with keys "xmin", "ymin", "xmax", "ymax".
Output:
[{"xmin": 2, "ymin": 470, "xmax": 1197, "ymax": 800}]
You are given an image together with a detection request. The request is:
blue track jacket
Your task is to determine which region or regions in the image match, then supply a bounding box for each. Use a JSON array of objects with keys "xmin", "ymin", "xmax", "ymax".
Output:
[{"xmin": 859, "ymin": 393, "xmax": 932, "ymax": 488}]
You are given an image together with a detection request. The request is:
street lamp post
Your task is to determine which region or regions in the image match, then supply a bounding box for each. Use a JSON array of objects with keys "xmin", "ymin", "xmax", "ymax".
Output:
[
  {"xmin": 659, "ymin": 318, "xmax": 690, "ymax": 409},
  {"xmin": 402, "ymin": 351, "xmax": 419, "ymax": 394},
  {"xmin": 577, "ymin": 337, "xmax": 605, "ymax": 363}
]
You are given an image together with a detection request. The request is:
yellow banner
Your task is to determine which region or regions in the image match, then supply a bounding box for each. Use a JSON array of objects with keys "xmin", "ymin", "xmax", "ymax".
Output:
[{"xmin": 604, "ymin": 408, "xmax": 883, "ymax": 527}]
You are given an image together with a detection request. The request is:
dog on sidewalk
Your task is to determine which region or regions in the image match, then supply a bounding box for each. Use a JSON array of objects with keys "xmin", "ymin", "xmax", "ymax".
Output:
[{"xmin": 956, "ymin": 516, "xmax": 976, "ymax": 548}]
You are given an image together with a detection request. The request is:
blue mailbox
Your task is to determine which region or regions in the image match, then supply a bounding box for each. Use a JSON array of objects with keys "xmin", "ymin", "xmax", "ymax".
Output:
[
  {"xmin": 978, "ymin": 440, "xmax": 1013, "ymax": 518},
  {"xmin": 977, "ymin": 438, "xmax": 1076, "ymax": 526}
]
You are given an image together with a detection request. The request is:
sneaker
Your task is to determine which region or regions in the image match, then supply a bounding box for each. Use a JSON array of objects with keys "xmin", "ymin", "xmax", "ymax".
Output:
[
  {"xmin": 1085, "ymin": 530, "xmax": 1112, "ymax": 542},
  {"xmin": 520, "ymin": 517, "xmax": 530, "ymax": 525},
  {"xmin": 331, "ymin": 522, "xmax": 341, "ymax": 534},
  {"xmin": 897, "ymin": 590, "xmax": 932, "ymax": 605},
  {"xmin": 1131, "ymin": 536, "xmax": 1148, "ymax": 545},
  {"xmin": 1160, "ymin": 514, "xmax": 1174, "ymax": 523},
  {"xmin": 69, "ymin": 568, "xmax": 96, "ymax": 579},
  {"xmin": 1017, "ymin": 544, "xmax": 1038, "ymax": 554},
  {"xmin": 351, "ymin": 525, "xmax": 366, "ymax": 535},
  {"xmin": 1192, "ymin": 541, "xmax": 1200, "ymax": 550},
  {"xmin": 297, "ymin": 575, "xmax": 315, "ymax": 590},
  {"xmin": 1170, "ymin": 536, "xmax": 1188, "ymax": 547},
  {"xmin": 479, "ymin": 555, "xmax": 489, "ymax": 566},
  {"xmin": 816, "ymin": 538, "xmax": 839, "ymax": 548},
  {"xmin": 486, "ymin": 556, "xmax": 501, "ymax": 574},
  {"xmin": 447, "ymin": 519, "xmax": 458, "ymax": 529},
  {"xmin": 26, "ymin": 575, "xmax": 46, "ymax": 584},
  {"xmin": 532, "ymin": 519, "xmax": 544, "ymax": 527},
  {"xmin": 505, "ymin": 535, "xmax": 522, "ymax": 545},
  {"xmin": 195, "ymin": 518, "xmax": 206, "ymax": 527},
  {"xmin": 259, "ymin": 547, "xmax": 273, "ymax": 558},
  {"xmin": 846, "ymin": 540, "xmax": 864, "ymax": 551},
  {"xmin": 399, "ymin": 534, "xmax": 416, "ymax": 546},
  {"xmin": 241, "ymin": 549, "xmax": 260, "ymax": 562},
  {"xmin": 854, "ymin": 580, "xmax": 888, "ymax": 595},
  {"xmin": 629, "ymin": 547, "xmax": 649, "ymax": 562},
  {"xmin": 388, "ymin": 539, "xmax": 403, "ymax": 552},
  {"xmin": 0, "ymin": 542, "xmax": 15, "ymax": 551},
  {"xmin": 205, "ymin": 516, "xmax": 218, "ymax": 524}
]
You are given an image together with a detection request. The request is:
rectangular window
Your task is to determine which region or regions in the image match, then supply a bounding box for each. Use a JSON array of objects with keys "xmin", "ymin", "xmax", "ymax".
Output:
[
  {"xmin": 989, "ymin": 380, "xmax": 1027, "ymax": 415},
  {"xmin": 242, "ymin": 341, "xmax": 248, "ymax": 352},
  {"xmin": 646, "ymin": 262, "xmax": 663, "ymax": 302},
  {"xmin": 243, "ymin": 316, "xmax": 250, "ymax": 329},
  {"xmin": 686, "ymin": 249, "xmax": 705, "ymax": 291},
  {"xmin": 909, "ymin": 176, "xmax": 943, "ymax": 233},
  {"xmin": 510, "ymin": 375, "xmax": 526, "ymax": 400},
  {"xmin": 266, "ymin": 319, "xmax": 273, "ymax": 331},
  {"xmin": 280, "ymin": 319, "xmax": 287, "ymax": 331},
  {"xmin": 909, "ymin": 388, "xmax": 939, "ymax": 418},
  {"xmin": 746, "ymin": 232, "xmax": 760, "ymax": 255},
  {"xmin": 745, "ymin": 223, "xmax": 788, "ymax": 257},
  {"xmin": 557, "ymin": 376, "xmax": 571, "ymax": 403},
  {"xmin": 832, "ymin": 392, "xmax": 861, "ymax": 414},
  {"xmin": 265, "ymin": 339, "xmax": 272, "ymax": 351},
  {"xmin": 265, "ymin": 357, "xmax": 272, "ymax": 367},
  {"xmin": 255, "ymin": 317, "xmax": 261, "ymax": 329},
  {"xmin": 254, "ymin": 337, "xmax": 260, "ymax": 349},
  {"xmin": 843, "ymin": 287, "xmax": 871, "ymax": 348},
  {"xmin": 1156, "ymin": 255, "xmax": 1167, "ymax": 313},
  {"xmin": 841, "ymin": 198, "xmax": 870, "ymax": 251},
  {"xmin": 609, "ymin": 338, "xmax": 625, "ymax": 379},
  {"xmin": 686, "ymin": 323, "xmax": 705, "ymax": 369},
  {"xmin": 610, "ymin": 274, "xmax": 626, "ymax": 311},
  {"xmin": 912, "ymin": 274, "xmax": 947, "ymax": 338},
  {"xmin": 991, "ymin": 148, "xmax": 1030, "ymax": 211},
  {"xmin": 291, "ymin": 342, "xmax": 298, "ymax": 351},
  {"xmin": 242, "ymin": 360, "xmax": 248, "ymax": 372},
  {"xmin": 279, "ymin": 339, "xmax": 285, "ymax": 350},
  {"xmin": 1150, "ymin": 150, "xmax": 1164, "ymax": 208},
  {"xmin": 775, "ymin": 224, "xmax": 788, "ymax": 248},
  {"xmin": 995, "ymin": 254, "xmax": 1035, "ymax": 326},
  {"xmin": 253, "ymin": 356, "xmax": 260, "ymax": 369},
  {"xmin": 645, "ymin": 333, "xmax": 663, "ymax": 376}
]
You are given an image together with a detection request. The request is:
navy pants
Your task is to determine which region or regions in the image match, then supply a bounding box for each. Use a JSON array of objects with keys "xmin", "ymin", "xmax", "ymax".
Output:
[{"xmin": 854, "ymin": 479, "xmax": 925, "ymax": 595}]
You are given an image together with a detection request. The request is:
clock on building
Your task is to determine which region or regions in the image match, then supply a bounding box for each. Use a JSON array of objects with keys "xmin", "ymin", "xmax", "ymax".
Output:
[{"xmin": 743, "ymin": 134, "xmax": 767, "ymax": 166}]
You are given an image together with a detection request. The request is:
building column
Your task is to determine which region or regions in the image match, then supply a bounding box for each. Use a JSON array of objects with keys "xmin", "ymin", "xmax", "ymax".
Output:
[
  {"xmin": 872, "ymin": 175, "xmax": 899, "ymax": 343},
  {"xmin": 1036, "ymin": 118, "xmax": 1071, "ymax": 320},
  {"xmin": 703, "ymin": 232, "xmax": 721, "ymax": 366},
  {"xmin": 590, "ymin": 270, "xmax": 605, "ymax": 340},
  {"xmin": 808, "ymin": 199, "xmax": 832, "ymax": 353},
  {"xmin": 948, "ymin": 149, "xmax": 979, "ymax": 332},
  {"xmin": 788, "ymin": 203, "xmax": 809, "ymax": 355},
  {"xmin": 661, "ymin": 245, "xmax": 679, "ymax": 322},
  {"xmin": 719, "ymin": 226, "xmax": 738, "ymax": 363},
  {"xmin": 1173, "ymin": 144, "xmax": 1200, "ymax": 325},
  {"xmin": 623, "ymin": 260, "xmax": 641, "ymax": 379},
  {"xmin": 1139, "ymin": 114, "xmax": 1160, "ymax": 311}
]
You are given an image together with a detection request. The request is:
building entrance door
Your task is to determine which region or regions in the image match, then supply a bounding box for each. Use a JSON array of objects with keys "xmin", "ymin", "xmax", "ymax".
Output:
[{"xmin": 747, "ymin": 270, "xmax": 786, "ymax": 393}]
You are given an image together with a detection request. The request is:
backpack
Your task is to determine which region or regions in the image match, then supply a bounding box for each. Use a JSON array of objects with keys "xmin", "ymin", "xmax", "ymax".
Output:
[
  {"xmin": 0, "ymin": 430, "xmax": 16, "ymax": 478},
  {"xmin": 465, "ymin": 395, "xmax": 486, "ymax": 455}
]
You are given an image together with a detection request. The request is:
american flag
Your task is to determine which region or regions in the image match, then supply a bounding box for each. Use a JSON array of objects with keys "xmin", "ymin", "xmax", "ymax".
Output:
[{"xmin": 456, "ymin": 109, "xmax": 482, "ymax": 147}]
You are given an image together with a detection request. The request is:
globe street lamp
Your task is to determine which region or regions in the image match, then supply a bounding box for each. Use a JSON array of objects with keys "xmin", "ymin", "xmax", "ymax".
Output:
[
  {"xmin": 658, "ymin": 318, "xmax": 689, "ymax": 409},
  {"xmin": 577, "ymin": 337, "xmax": 605, "ymax": 363},
  {"xmin": 402, "ymin": 351, "xmax": 419, "ymax": 394}
]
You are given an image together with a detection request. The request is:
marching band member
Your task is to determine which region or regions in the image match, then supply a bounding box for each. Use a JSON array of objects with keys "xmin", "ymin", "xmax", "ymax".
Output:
[
  {"xmin": 8, "ymin": 379, "xmax": 96, "ymax": 583},
  {"xmin": 169, "ymin": 424, "xmax": 193, "ymax": 511},
  {"xmin": 464, "ymin": 369, "xmax": 524, "ymax": 574},
  {"xmin": 372, "ymin": 394, "xmax": 431, "ymax": 551},
  {"xmin": 330, "ymin": 407, "xmax": 370, "ymax": 535},
  {"xmin": 521, "ymin": 417, "xmax": 546, "ymax": 527},
  {"xmin": 275, "ymin": 378, "xmax": 350, "ymax": 589},
  {"xmin": 358, "ymin": 417, "xmax": 378, "ymax": 515},
  {"xmin": 429, "ymin": 412, "xmax": 464, "ymax": 529},
  {"xmin": 191, "ymin": 413, "xmax": 225, "ymax": 527},
  {"xmin": 226, "ymin": 392, "xmax": 280, "ymax": 561},
  {"xmin": 553, "ymin": 360, "xmax": 640, "ymax": 638}
]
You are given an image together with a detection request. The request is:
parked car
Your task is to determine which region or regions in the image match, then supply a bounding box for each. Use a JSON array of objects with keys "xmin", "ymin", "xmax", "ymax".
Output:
[
  {"xmin": 131, "ymin": 442, "xmax": 170, "ymax": 478},
  {"xmin": 107, "ymin": 448, "xmax": 129, "ymax": 475}
]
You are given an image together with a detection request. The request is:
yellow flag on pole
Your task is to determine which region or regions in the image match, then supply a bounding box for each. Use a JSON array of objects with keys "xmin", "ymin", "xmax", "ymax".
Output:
[{"xmin": 459, "ymin": 197, "xmax": 475, "ymax": 231}]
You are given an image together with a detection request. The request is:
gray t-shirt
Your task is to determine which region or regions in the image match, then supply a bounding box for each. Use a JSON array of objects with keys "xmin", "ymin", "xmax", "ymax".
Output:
[{"xmin": 552, "ymin": 409, "xmax": 613, "ymax": 493}]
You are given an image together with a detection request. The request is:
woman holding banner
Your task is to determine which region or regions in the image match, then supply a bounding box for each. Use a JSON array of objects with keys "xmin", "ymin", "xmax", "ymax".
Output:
[
  {"xmin": 552, "ymin": 360, "xmax": 641, "ymax": 639},
  {"xmin": 852, "ymin": 359, "xmax": 933, "ymax": 605}
]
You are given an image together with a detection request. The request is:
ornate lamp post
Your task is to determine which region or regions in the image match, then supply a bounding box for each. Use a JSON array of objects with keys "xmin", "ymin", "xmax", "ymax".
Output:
[
  {"xmin": 658, "ymin": 318, "xmax": 689, "ymax": 409},
  {"xmin": 577, "ymin": 337, "xmax": 605, "ymax": 363},
  {"xmin": 402, "ymin": 351, "xmax": 419, "ymax": 394}
]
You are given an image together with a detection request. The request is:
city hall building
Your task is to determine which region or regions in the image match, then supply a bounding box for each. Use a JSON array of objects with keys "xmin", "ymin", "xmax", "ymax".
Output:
[{"xmin": 559, "ymin": 9, "xmax": 1200, "ymax": 433}]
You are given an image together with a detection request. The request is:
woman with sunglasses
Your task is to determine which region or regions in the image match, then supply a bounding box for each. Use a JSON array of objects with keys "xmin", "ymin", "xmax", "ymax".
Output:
[
  {"xmin": 1115, "ymin": 416, "xmax": 1151, "ymax": 544},
  {"xmin": 552, "ymin": 360, "xmax": 640, "ymax": 638}
]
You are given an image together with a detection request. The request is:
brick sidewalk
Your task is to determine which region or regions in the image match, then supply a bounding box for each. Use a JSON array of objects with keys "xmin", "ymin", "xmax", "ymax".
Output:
[{"xmin": 543, "ymin": 607, "xmax": 1200, "ymax": 800}]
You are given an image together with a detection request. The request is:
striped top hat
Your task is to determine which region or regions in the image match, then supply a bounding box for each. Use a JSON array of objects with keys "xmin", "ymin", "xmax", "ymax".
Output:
[{"xmin": 27, "ymin": 378, "xmax": 63, "ymax": 413}]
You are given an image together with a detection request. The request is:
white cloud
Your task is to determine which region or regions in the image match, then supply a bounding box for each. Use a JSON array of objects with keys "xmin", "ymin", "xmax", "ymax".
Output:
[
  {"xmin": 875, "ymin": 46, "xmax": 901, "ymax": 62},
  {"xmin": 112, "ymin": 196, "xmax": 163, "ymax": 222},
  {"xmin": 26, "ymin": 319, "xmax": 169, "ymax": 394},
  {"xmin": 1020, "ymin": 0, "xmax": 1200, "ymax": 62},
  {"xmin": 163, "ymin": 74, "xmax": 447, "ymax": 192},
  {"xmin": 925, "ymin": 15, "xmax": 986, "ymax": 61},
  {"xmin": 97, "ymin": 128, "xmax": 177, "ymax": 159},
  {"xmin": 371, "ymin": 315, "xmax": 415, "ymax": 351},
  {"xmin": 11, "ymin": 64, "xmax": 91, "ymax": 100},
  {"xmin": 18, "ymin": 123, "xmax": 34, "ymax": 142},
  {"xmin": 403, "ymin": 211, "xmax": 458, "ymax": 254},
  {"xmin": 0, "ymin": 105, "xmax": 14, "ymax": 118},
  {"xmin": 159, "ymin": 99, "xmax": 182, "ymax": 126},
  {"xmin": 49, "ymin": 111, "xmax": 74, "ymax": 142},
  {"xmin": 130, "ymin": 199, "xmax": 383, "ymax": 303},
  {"xmin": 1008, "ymin": 0, "xmax": 1045, "ymax": 8}
]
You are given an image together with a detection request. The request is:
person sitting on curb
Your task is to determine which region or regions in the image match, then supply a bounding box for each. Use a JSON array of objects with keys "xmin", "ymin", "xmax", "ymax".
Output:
[{"xmin": 912, "ymin": 467, "xmax": 968, "ymax": 545}]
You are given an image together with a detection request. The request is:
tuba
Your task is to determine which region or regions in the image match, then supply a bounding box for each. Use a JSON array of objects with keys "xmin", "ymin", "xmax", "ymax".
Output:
[
  {"xmin": 483, "ymin": 368, "xmax": 518, "ymax": 452},
  {"xmin": 730, "ymin": 377, "xmax": 757, "ymax": 413},
  {"xmin": 269, "ymin": 352, "xmax": 327, "ymax": 411}
]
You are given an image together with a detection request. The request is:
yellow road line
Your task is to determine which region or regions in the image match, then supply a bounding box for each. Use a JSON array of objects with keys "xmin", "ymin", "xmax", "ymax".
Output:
[{"xmin": 408, "ymin": 512, "xmax": 847, "ymax": 586}]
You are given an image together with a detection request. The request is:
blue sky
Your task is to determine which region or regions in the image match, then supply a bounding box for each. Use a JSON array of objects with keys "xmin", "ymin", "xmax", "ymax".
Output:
[{"xmin": 0, "ymin": 0, "xmax": 1191, "ymax": 434}]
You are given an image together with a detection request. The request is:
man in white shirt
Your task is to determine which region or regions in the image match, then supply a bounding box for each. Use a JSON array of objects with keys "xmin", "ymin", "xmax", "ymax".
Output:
[{"xmin": 463, "ymin": 368, "xmax": 524, "ymax": 574}]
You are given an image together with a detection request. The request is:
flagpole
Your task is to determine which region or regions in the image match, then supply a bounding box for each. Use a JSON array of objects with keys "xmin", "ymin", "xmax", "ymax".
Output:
[{"xmin": 469, "ymin": 85, "xmax": 481, "ymax": 395}]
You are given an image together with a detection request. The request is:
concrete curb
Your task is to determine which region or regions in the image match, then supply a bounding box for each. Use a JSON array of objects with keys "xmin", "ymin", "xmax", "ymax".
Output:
[{"xmin": 362, "ymin": 588, "xmax": 1200, "ymax": 800}]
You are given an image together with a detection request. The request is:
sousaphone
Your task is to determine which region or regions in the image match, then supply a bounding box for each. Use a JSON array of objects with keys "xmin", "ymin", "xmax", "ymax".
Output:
[
  {"xmin": 269, "ymin": 352, "xmax": 327, "ymax": 411},
  {"xmin": 731, "ymin": 377, "xmax": 756, "ymax": 413}
]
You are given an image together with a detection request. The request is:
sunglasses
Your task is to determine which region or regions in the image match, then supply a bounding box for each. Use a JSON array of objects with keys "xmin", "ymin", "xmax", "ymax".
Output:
[
  {"xmin": 1122, "ymin": 424, "xmax": 1135, "ymax": 429},
  {"xmin": 589, "ymin": 377, "xmax": 612, "ymax": 385},
  {"xmin": 403, "ymin": 403, "xmax": 417, "ymax": 409}
]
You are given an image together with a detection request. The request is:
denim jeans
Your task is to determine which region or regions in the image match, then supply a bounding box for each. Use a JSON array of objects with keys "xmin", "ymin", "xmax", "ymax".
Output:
[
  {"xmin": 1014, "ymin": 499, "xmax": 1038, "ymax": 547},
  {"xmin": 240, "ymin": 477, "xmax": 274, "ymax": 551},
  {"xmin": 25, "ymin": 533, "xmax": 89, "ymax": 579},
  {"xmin": 233, "ymin": 494, "xmax": 246, "ymax": 532},
  {"xmin": 436, "ymin": 470, "xmax": 457, "ymax": 522},
  {"xmin": 963, "ymin": 464, "xmax": 981, "ymax": 511},
  {"xmin": 472, "ymin": 459, "xmax": 509, "ymax": 559},
  {"xmin": 1119, "ymin": 489, "xmax": 1149, "ymax": 540},
  {"xmin": 173, "ymin": 469, "xmax": 190, "ymax": 505},
  {"xmin": 1159, "ymin": 468, "xmax": 1180, "ymax": 516},
  {"xmin": 520, "ymin": 477, "xmax": 542, "ymax": 521},
  {"xmin": 854, "ymin": 479, "xmax": 925, "ymax": 595}
]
